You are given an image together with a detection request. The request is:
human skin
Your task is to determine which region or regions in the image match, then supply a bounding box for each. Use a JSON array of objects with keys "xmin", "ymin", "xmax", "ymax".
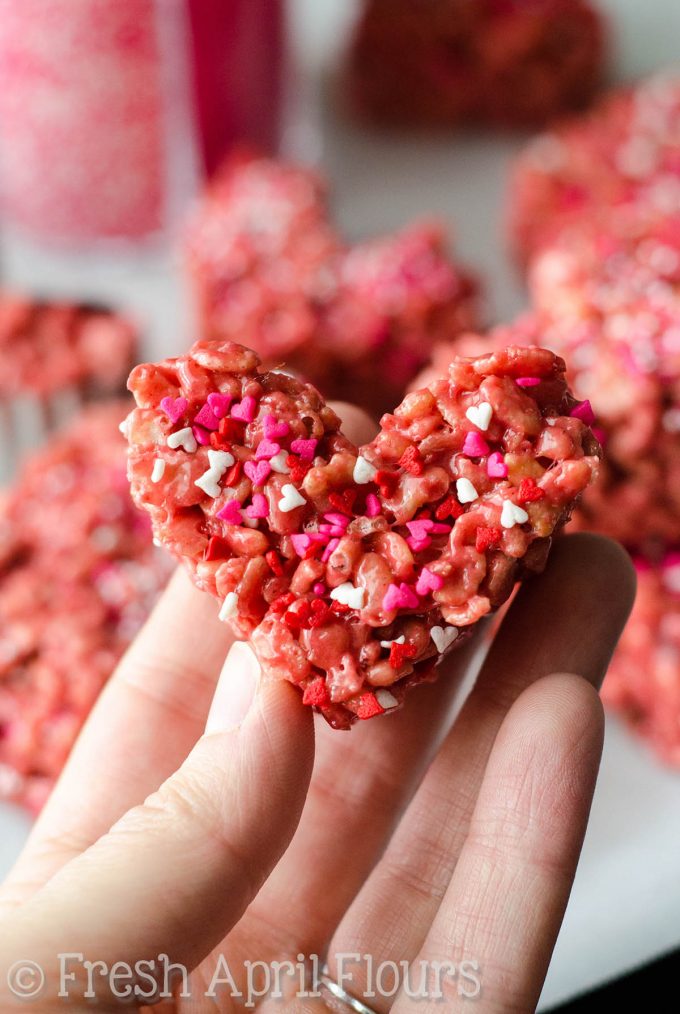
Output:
[{"xmin": 0, "ymin": 404, "xmax": 635, "ymax": 1013}]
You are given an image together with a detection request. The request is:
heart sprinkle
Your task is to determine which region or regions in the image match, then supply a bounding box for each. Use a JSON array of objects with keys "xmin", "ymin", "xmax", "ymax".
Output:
[
  {"xmin": 244, "ymin": 459, "xmax": 271, "ymax": 486},
  {"xmin": 365, "ymin": 493, "xmax": 381, "ymax": 517},
  {"xmin": 456, "ymin": 478, "xmax": 479, "ymax": 503},
  {"xmin": 430, "ymin": 625, "xmax": 459, "ymax": 654},
  {"xmin": 380, "ymin": 635, "xmax": 406, "ymax": 648},
  {"xmin": 516, "ymin": 377, "xmax": 541, "ymax": 387},
  {"xmin": 375, "ymin": 689, "xmax": 398, "ymax": 710},
  {"xmin": 255, "ymin": 439, "xmax": 281, "ymax": 460},
  {"xmin": 382, "ymin": 582, "xmax": 419, "ymax": 613},
  {"xmin": 269, "ymin": 451, "xmax": 290, "ymax": 474},
  {"xmin": 216, "ymin": 499, "xmax": 244, "ymax": 525},
  {"xmin": 415, "ymin": 567, "xmax": 444, "ymax": 596},
  {"xmin": 278, "ymin": 484, "xmax": 306, "ymax": 513},
  {"xmin": 167, "ymin": 427, "xmax": 197, "ymax": 453},
  {"xmin": 330, "ymin": 582, "xmax": 365, "ymax": 610},
  {"xmin": 207, "ymin": 392, "xmax": 232, "ymax": 419},
  {"xmin": 290, "ymin": 438, "xmax": 318, "ymax": 461},
  {"xmin": 570, "ymin": 399, "xmax": 596, "ymax": 425},
  {"xmin": 353, "ymin": 455, "xmax": 378, "ymax": 484},
  {"xmin": 160, "ymin": 396, "xmax": 187, "ymax": 423},
  {"xmin": 465, "ymin": 402, "xmax": 493, "ymax": 431},
  {"xmin": 151, "ymin": 459, "xmax": 165, "ymax": 483},
  {"xmin": 231, "ymin": 395, "xmax": 257, "ymax": 423},
  {"xmin": 500, "ymin": 500, "xmax": 529, "ymax": 529},
  {"xmin": 263, "ymin": 414, "xmax": 290, "ymax": 439},
  {"xmin": 462, "ymin": 431, "xmax": 490, "ymax": 457},
  {"xmin": 218, "ymin": 592, "xmax": 238, "ymax": 621},
  {"xmin": 487, "ymin": 451, "xmax": 508, "ymax": 478},
  {"xmin": 245, "ymin": 494, "xmax": 270, "ymax": 519},
  {"xmin": 193, "ymin": 403, "xmax": 220, "ymax": 431}
]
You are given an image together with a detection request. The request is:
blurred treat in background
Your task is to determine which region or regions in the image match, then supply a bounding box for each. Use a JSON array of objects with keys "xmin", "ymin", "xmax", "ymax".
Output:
[
  {"xmin": 603, "ymin": 553, "xmax": 680, "ymax": 766},
  {"xmin": 0, "ymin": 294, "xmax": 137, "ymax": 481},
  {"xmin": 0, "ymin": 0, "xmax": 284, "ymax": 247},
  {"xmin": 0, "ymin": 403, "xmax": 172, "ymax": 812},
  {"xmin": 508, "ymin": 70, "xmax": 680, "ymax": 265},
  {"xmin": 186, "ymin": 152, "xmax": 479, "ymax": 415},
  {"xmin": 346, "ymin": 0, "xmax": 605, "ymax": 132}
]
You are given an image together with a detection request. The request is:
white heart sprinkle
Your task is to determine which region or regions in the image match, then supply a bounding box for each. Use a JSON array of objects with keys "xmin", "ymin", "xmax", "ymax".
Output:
[
  {"xmin": 218, "ymin": 592, "xmax": 238, "ymax": 622},
  {"xmin": 278, "ymin": 483, "xmax": 306, "ymax": 513},
  {"xmin": 465, "ymin": 402, "xmax": 493, "ymax": 431},
  {"xmin": 329, "ymin": 582, "xmax": 365, "ymax": 610},
  {"xmin": 195, "ymin": 468, "xmax": 223, "ymax": 498},
  {"xmin": 380, "ymin": 635, "xmax": 405, "ymax": 648},
  {"xmin": 376, "ymin": 689, "xmax": 399, "ymax": 710},
  {"xmin": 167, "ymin": 426, "xmax": 197, "ymax": 453},
  {"xmin": 269, "ymin": 451, "xmax": 291, "ymax": 474},
  {"xmin": 208, "ymin": 449, "xmax": 234, "ymax": 473},
  {"xmin": 456, "ymin": 478, "xmax": 479, "ymax": 504},
  {"xmin": 501, "ymin": 500, "xmax": 529, "ymax": 529},
  {"xmin": 151, "ymin": 459, "xmax": 166, "ymax": 483},
  {"xmin": 353, "ymin": 455, "xmax": 377, "ymax": 484},
  {"xmin": 430, "ymin": 625, "xmax": 459, "ymax": 654}
]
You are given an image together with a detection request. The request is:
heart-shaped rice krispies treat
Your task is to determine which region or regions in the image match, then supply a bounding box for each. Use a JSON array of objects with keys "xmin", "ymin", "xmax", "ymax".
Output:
[{"xmin": 125, "ymin": 339, "xmax": 599, "ymax": 729}]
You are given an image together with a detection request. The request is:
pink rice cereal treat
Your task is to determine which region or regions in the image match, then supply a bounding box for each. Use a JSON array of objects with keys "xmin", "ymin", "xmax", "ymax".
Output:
[
  {"xmin": 186, "ymin": 154, "xmax": 478, "ymax": 415},
  {"xmin": 0, "ymin": 404, "xmax": 171, "ymax": 811},
  {"xmin": 528, "ymin": 217, "xmax": 680, "ymax": 549},
  {"xmin": 126, "ymin": 338, "xmax": 599, "ymax": 729},
  {"xmin": 603, "ymin": 553, "xmax": 680, "ymax": 766},
  {"xmin": 0, "ymin": 294, "xmax": 137, "ymax": 398},
  {"xmin": 508, "ymin": 71, "xmax": 680, "ymax": 264},
  {"xmin": 347, "ymin": 0, "xmax": 604, "ymax": 131}
]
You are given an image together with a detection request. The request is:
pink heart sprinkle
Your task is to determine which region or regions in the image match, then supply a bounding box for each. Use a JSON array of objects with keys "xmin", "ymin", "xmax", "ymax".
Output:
[
  {"xmin": 263, "ymin": 414, "xmax": 290, "ymax": 439},
  {"xmin": 592, "ymin": 426, "xmax": 607, "ymax": 447},
  {"xmin": 207, "ymin": 392, "xmax": 232, "ymax": 419},
  {"xmin": 516, "ymin": 377, "xmax": 541, "ymax": 387},
  {"xmin": 462, "ymin": 431, "xmax": 490, "ymax": 457},
  {"xmin": 570, "ymin": 399, "xmax": 596, "ymax": 425},
  {"xmin": 245, "ymin": 493, "xmax": 269, "ymax": 519},
  {"xmin": 415, "ymin": 567, "xmax": 444, "ymax": 596},
  {"xmin": 193, "ymin": 403, "xmax": 220, "ymax": 431},
  {"xmin": 160, "ymin": 396, "xmax": 188, "ymax": 424},
  {"xmin": 406, "ymin": 519, "xmax": 434, "ymax": 537},
  {"xmin": 324, "ymin": 512, "xmax": 350, "ymax": 528},
  {"xmin": 192, "ymin": 425, "xmax": 211, "ymax": 446},
  {"xmin": 487, "ymin": 451, "xmax": 508, "ymax": 478},
  {"xmin": 255, "ymin": 439, "xmax": 281, "ymax": 461},
  {"xmin": 365, "ymin": 494, "xmax": 381, "ymax": 518},
  {"xmin": 291, "ymin": 534, "xmax": 312, "ymax": 557},
  {"xmin": 382, "ymin": 582, "xmax": 420, "ymax": 613},
  {"xmin": 231, "ymin": 395, "xmax": 257, "ymax": 423},
  {"xmin": 216, "ymin": 500, "xmax": 243, "ymax": 525},
  {"xmin": 322, "ymin": 538, "xmax": 340, "ymax": 562},
  {"xmin": 244, "ymin": 460, "xmax": 271, "ymax": 486},
  {"xmin": 290, "ymin": 438, "xmax": 318, "ymax": 461},
  {"xmin": 406, "ymin": 535, "xmax": 430, "ymax": 553}
]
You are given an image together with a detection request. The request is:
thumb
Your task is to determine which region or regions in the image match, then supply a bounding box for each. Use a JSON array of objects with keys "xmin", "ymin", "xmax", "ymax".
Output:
[{"xmin": 6, "ymin": 643, "xmax": 314, "ymax": 1001}]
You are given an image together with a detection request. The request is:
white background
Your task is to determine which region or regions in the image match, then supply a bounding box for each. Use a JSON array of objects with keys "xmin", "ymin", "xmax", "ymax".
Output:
[{"xmin": 2, "ymin": 1, "xmax": 680, "ymax": 1008}]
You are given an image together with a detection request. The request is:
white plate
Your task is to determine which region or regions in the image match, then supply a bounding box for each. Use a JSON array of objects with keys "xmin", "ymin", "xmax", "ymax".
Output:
[{"xmin": 2, "ymin": 1, "xmax": 680, "ymax": 1007}]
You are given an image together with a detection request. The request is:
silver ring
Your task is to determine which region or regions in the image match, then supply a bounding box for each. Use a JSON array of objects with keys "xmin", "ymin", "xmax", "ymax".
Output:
[{"xmin": 319, "ymin": 965, "xmax": 380, "ymax": 1014}]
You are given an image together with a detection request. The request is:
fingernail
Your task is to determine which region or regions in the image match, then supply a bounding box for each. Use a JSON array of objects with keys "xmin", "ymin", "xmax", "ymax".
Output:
[{"xmin": 206, "ymin": 642, "xmax": 260, "ymax": 734}]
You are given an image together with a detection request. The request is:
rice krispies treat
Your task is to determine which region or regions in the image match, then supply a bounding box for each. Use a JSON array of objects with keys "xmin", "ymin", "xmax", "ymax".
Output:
[
  {"xmin": 508, "ymin": 71, "xmax": 680, "ymax": 264},
  {"xmin": 346, "ymin": 0, "xmax": 604, "ymax": 131},
  {"xmin": 603, "ymin": 553, "xmax": 680, "ymax": 767},
  {"xmin": 185, "ymin": 154, "xmax": 478, "ymax": 416},
  {"xmin": 0, "ymin": 404, "xmax": 171, "ymax": 811},
  {"xmin": 0, "ymin": 293, "xmax": 137, "ymax": 398},
  {"xmin": 528, "ymin": 217, "xmax": 680, "ymax": 549},
  {"xmin": 126, "ymin": 338, "xmax": 599, "ymax": 730}
]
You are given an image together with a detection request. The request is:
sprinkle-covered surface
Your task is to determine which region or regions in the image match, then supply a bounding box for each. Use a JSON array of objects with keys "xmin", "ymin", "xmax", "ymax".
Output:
[
  {"xmin": 0, "ymin": 292, "xmax": 137, "ymax": 398},
  {"xmin": 185, "ymin": 154, "xmax": 478, "ymax": 415},
  {"xmin": 508, "ymin": 71, "xmax": 680, "ymax": 264},
  {"xmin": 126, "ymin": 338, "xmax": 599, "ymax": 729},
  {"xmin": 0, "ymin": 404, "xmax": 171, "ymax": 812},
  {"xmin": 346, "ymin": 0, "xmax": 604, "ymax": 131},
  {"xmin": 528, "ymin": 217, "xmax": 680, "ymax": 549},
  {"xmin": 603, "ymin": 553, "xmax": 680, "ymax": 767}
]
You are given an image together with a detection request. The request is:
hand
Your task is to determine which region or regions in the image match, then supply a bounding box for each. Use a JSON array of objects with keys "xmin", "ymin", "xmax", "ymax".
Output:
[{"xmin": 0, "ymin": 405, "xmax": 635, "ymax": 1013}]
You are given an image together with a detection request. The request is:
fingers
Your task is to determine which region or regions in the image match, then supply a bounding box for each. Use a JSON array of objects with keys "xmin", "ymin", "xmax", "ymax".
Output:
[
  {"xmin": 392, "ymin": 674, "xmax": 604, "ymax": 1013},
  {"xmin": 326, "ymin": 534, "xmax": 635, "ymax": 1009},
  {"xmin": 2, "ymin": 567, "xmax": 235, "ymax": 903},
  {"xmin": 4, "ymin": 645, "xmax": 315, "ymax": 1004}
]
